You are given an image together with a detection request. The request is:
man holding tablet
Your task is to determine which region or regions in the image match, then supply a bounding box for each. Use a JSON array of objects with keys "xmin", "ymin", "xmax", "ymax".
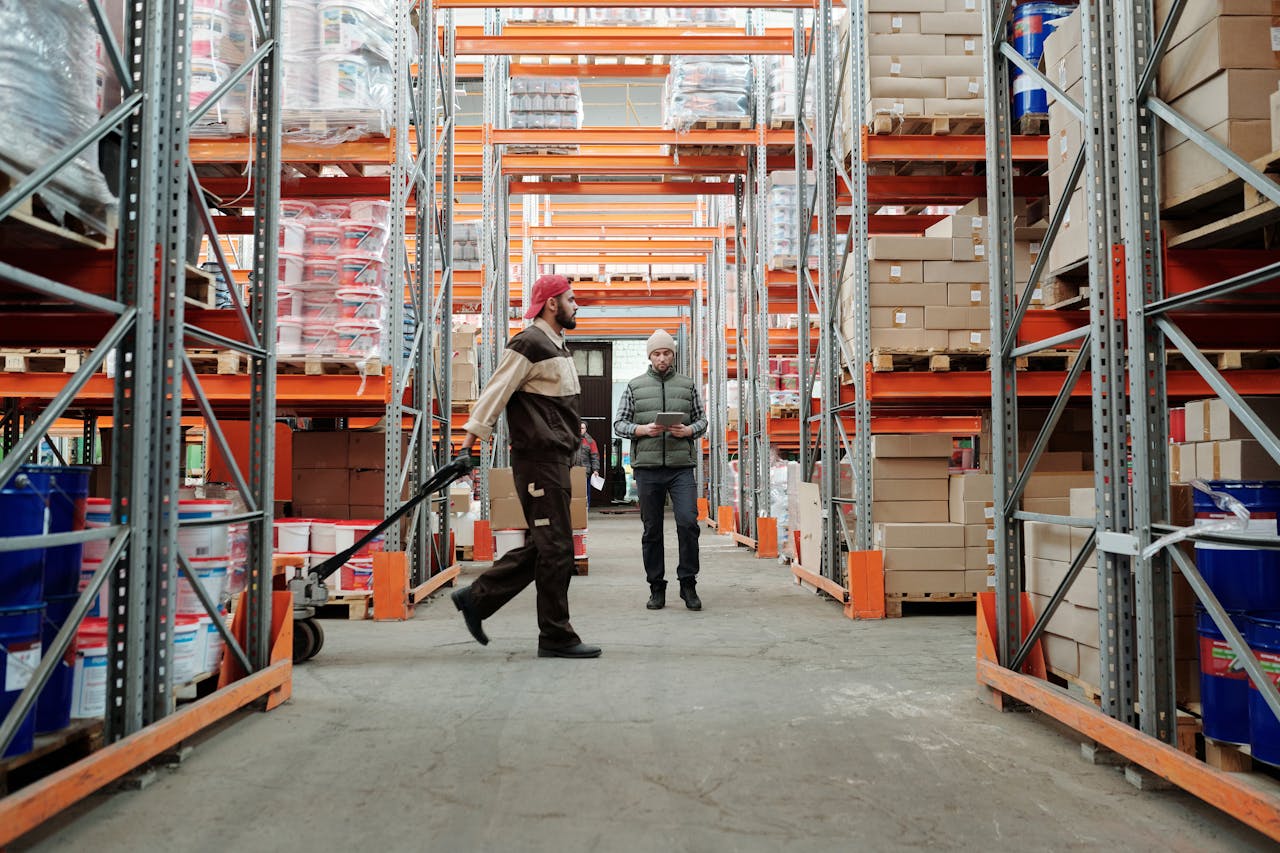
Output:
[{"xmin": 613, "ymin": 329, "xmax": 709, "ymax": 611}]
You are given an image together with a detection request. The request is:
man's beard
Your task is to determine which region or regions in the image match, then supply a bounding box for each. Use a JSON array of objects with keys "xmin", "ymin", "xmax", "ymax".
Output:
[{"xmin": 557, "ymin": 304, "xmax": 577, "ymax": 329}]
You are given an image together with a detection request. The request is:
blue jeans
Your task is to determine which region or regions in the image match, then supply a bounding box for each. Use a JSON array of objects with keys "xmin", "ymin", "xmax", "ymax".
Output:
[{"xmin": 634, "ymin": 466, "xmax": 700, "ymax": 587}]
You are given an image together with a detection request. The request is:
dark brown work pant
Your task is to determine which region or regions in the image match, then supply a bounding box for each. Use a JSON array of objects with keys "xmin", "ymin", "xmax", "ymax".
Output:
[{"xmin": 469, "ymin": 459, "xmax": 581, "ymax": 650}]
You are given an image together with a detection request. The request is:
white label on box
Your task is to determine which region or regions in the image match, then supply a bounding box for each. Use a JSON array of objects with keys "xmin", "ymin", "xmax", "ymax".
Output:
[
  {"xmin": 1030, "ymin": 242, "xmax": 1042, "ymax": 255},
  {"xmin": 965, "ymin": 39, "xmax": 976, "ymax": 54},
  {"xmin": 968, "ymin": 80, "xmax": 980, "ymax": 94},
  {"xmin": 985, "ymin": 506, "xmax": 995, "ymax": 519},
  {"xmin": 974, "ymin": 242, "xmax": 985, "ymax": 257},
  {"xmin": 894, "ymin": 311, "xmax": 907, "ymax": 326},
  {"xmin": 5, "ymin": 641, "xmax": 40, "ymax": 691},
  {"xmin": 1059, "ymin": 64, "xmax": 1068, "ymax": 88},
  {"xmin": 970, "ymin": 332, "xmax": 983, "ymax": 344},
  {"xmin": 892, "ymin": 100, "xmax": 905, "ymax": 115},
  {"xmin": 973, "ymin": 217, "xmax": 983, "ymax": 229},
  {"xmin": 970, "ymin": 289, "xmax": 982, "ymax": 303},
  {"xmin": 890, "ymin": 264, "xmax": 902, "ymax": 279},
  {"xmin": 1033, "ymin": 287, "xmax": 1043, "ymax": 301},
  {"xmin": 1060, "ymin": 134, "xmax": 1069, "ymax": 156},
  {"xmin": 890, "ymin": 60, "xmax": 902, "ymax": 75},
  {"xmin": 986, "ymin": 553, "xmax": 996, "ymax": 566},
  {"xmin": 986, "ymin": 575, "xmax": 996, "ymax": 587},
  {"xmin": 892, "ymin": 15, "xmax": 903, "ymax": 30},
  {"xmin": 1271, "ymin": 27, "xmax": 1280, "ymax": 51}
]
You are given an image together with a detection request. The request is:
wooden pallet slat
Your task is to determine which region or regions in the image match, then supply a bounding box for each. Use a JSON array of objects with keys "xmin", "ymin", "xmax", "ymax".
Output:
[
  {"xmin": 884, "ymin": 591, "xmax": 978, "ymax": 619},
  {"xmin": 316, "ymin": 590, "xmax": 372, "ymax": 621},
  {"xmin": 0, "ymin": 349, "xmax": 83, "ymax": 374}
]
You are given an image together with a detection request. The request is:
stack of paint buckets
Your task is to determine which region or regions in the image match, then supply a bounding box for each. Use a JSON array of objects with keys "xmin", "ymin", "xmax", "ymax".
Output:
[
  {"xmin": 1008, "ymin": 3, "xmax": 1078, "ymax": 121},
  {"xmin": 174, "ymin": 499, "xmax": 234, "ymax": 684},
  {"xmin": 1195, "ymin": 481, "xmax": 1280, "ymax": 765},
  {"xmin": 273, "ymin": 517, "xmax": 385, "ymax": 591},
  {"xmin": 0, "ymin": 465, "xmax": 91, "ymax": 758}
]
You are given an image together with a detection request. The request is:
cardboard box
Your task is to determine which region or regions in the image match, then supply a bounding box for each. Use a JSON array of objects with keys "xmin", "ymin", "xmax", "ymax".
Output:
[
  {"xmin": 870, "ymin": 328, "xmax": 951, "ymax": 350},
  {"xmin": 953, "ymin": 500, "xmax": 992, "ymax": 525},
  {"xmin": 1052, "ymin": 43, "xmax": 1083, "ymax": 92},
  {"xmin": 964, "ymin": 523, "xmax": 994, "ymax": 548},
  {"xmin": 950, "ymin": 473, "xmax": 993, "ymax": 507},
  {"xmin": 1154, "ymin": 0, "xmax": 1272, "ymax": 50},
  {"xmin": 1042, "ymin": 633, "xmax": 1079, "ymax": 677},
  {"xmin": 868, "ymin": 236, "xmax": 952, "ymax": 260},
  {"xmin": 870, "ymin": 76, "xmax": 946, "ymax": 99},
  {"xmin": 1047, "ymin": 105, "xmax": 1083, "ymax": 170},
  {"xmin": 1026, "ymin": 557, "xmax": 1070, "ymax": 597},
  {"xmin": 1068, "ymin": 487, "xmax": 1095, "ymax": 520},
  {"xmin": 874, "ymin": 457, "xmax": 949, "ymax": 479},
  {"xmin": 1170, "ymin": 443, "xmax": 1195, "ymax": 482},
  {"xmin": 945, "ymin": 34, "xmax": 979, "ymax": 56},
  {"xmin": 947, "ymin": 282, "xmax": 988, "ymax": 307},
  {"xmin": 884, "ymin": 570, "xmax": 968, "ymax": 595},
  {"xmin": 1159, "ymin": 16, "xmax": 1279, "ymax": 103},
  {"xmin": 1024, "ymin": 497, "xmax": 1072, "ymax": 516},
  {"xmin": 1196, "ymin": 439, "xmax": 1280, "ymax": 480},
  {"xmin": 919, "ymin": 11, "xmax": 980, "ymax": 34},
  {"xmin": 868, "ymin": 0, "xmax": 945, "ymax": 10},
  {"xmin": 869, "ymin": 33, "xmax": 946, "ymax": 55},
  {"xmin": 867, "ymin": 259, "xmax": 925, "ymax": 282},
  {"xmin": 1171, "ymin": 68, "xmax": 1280, "ymax": 127},
  {"xmin": 922, "ymin": 97, "xmax": 985, "ymax": 116},
  {"xmin": 870, "ymin": 307, "xmax": 926, "ymax": 329},
  {"xmin": 883, "ymin": 546, "xmax": 966, "ymax": 572},
  {"xmin": 1184, "ymin": 399, "xmax": 1210, "ymax": 442},
  {"xmin": 292, "ymin": 467, "xmax": 350, "ymax": 502},
  {"xmin": 295, "ymin": 502, "xmax": 349, "ymax": 520},
  {"xmin": 294, "ymin": 432, "xmax": 350, "ymax": 469},
  {"xmin": 1070, "ymin": 526, "xmax": 1097, "ymax": 569},
  {"xmin": 1077, "ymin": 642, "xmax": 1100, "ymax": 687},
  {"xmin": 1208, "ymin": 396, "xmax": 1280, "ymax": 440},
  {"xmin": 965, "ymin": 569, "xmax": 993, "ymax": 593},
  {"xmin": 1161, "ymin": 119, "xmax": 1273, "ymax": 200},
  {"xmin": 875, "ymin": 478, "xmax": 949, "ymax": 502},
  {"xmin": 1272, "ymin": 85, "xmax": 1280, "ymax": 151},
  {"xmin": 1025, "ymin": 471, "xmax": 1095, "ymax": 499},
  {"xmin": 872, "ymin": 500, "xmax": 950, "ymax": 523},
  {"xmin": 348, "ymin": 431, "xmax": 411, "ymax": 470},
  {"xmin": 1042, "ymin": 10, "xmax": 1081, "ymax": 72},
  {"xmin": 488, "ymin": 468, "xmax": 526, "ymax": 530},
  {"xmin": 1021, "ymin": 451, "xmax": 1091, "ymax": 473},
  {"xmin": 449, "ymin": 483, "xmax": 472, "ymax": 514},
  {"xmin": 922, "ymin": 260, "xmax": 988, "ymax": 283},
  {"xmin": 947, "ymin": 330, "xmax": 988, "ymax": 351},
  {"xmin": 925, "ymin": 306, "xmax": 974, "ymax": 330},
  {"xmin": 944, "ymin": 75, "xmax": 984, "ymax": 98},
  {"xmin": 868, "ymin": 12, "xmax": 922, "ymax": 33},
  {"xmin": 872, "ymin": 433, "xmax": 955, "ymax": 458},
  {"xmin": 965, "ymin": 546, "xmax": 995, "ymax": 571},
  {"xmin": 925, "ymin": 213, "xmax": 986, "ymax": 238},
  {"xmin": 1048, "ymin": 191, "xmax": 1088, "ymax": 273},
  {"xmin": 348, "ymin": 468, "xmax": 388, "ymax": 506},
  {"xmin": 867, "ymin": 97, "xmax": 925, "ymax": 118},
  {"xmin": 1069, "ymin": 566, "xmax": 1100, "ymax": 609},
  {"xmin": 876, "ymin": 522, "xmax": 965, "ymax": 549},
  {"xmin": 570, "ymin": 466, "xmax": 588, "ymax": 529},
  {"xmin": 1025, "ymin": 521, "xmax": 1072, "ymax": 562},
  {"xmin": 869, "ymin": 282, "xmax": 949, "ymax": 307}
]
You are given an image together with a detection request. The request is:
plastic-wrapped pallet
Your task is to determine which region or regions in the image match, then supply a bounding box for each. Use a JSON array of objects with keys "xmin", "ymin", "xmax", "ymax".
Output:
[
  {"xmin": 189, "ymin": 0, "xmax": 255, "ymax": 137},
  {"xmin": 508, "ymin": 77, "xmax": 582, "ymax": 150},
  {"xmin": 274, "ymin": 198, "xmax": 392, "ymax": 367},
  {"xmin": 0, "ymin": 0, "xmax": 116, "ymax": 234},
  {"xmin": 765, "ymin": 171, "xmax": 817, "ymax": 271},
  {"xmin": 278, "ymin": 0, "xmax": 398, "ymax": 143},
  {"xmin": 663, "ymin": 55, "xmax": 753, "ymax": 132},
  {"xmin": 453, "ymin": 221, "xmax": 482, "ymax": 270},
  {"xmin": 506, "ymin": 7, "xmax": 579, "ymax": 24},
  {"xmin": 766, "ymin": 56, "xmax": 813, "ymax": 127},
  {"xmin": 583, "ymin": 8, "xmax": 656, "ymax": 26},
  {"xmin": 666, "ymin": 8, "xmax": 738, "ymax": 27}
]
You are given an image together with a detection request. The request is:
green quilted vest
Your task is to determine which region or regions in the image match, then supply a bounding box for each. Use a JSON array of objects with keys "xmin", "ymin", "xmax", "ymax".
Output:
[{"xmin": 629, "ymin": 367, "xmax": 696, "ymax": 469}]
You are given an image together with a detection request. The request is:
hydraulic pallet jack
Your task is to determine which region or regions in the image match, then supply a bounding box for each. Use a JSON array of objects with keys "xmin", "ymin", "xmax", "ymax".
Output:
[{"xmin": 278, "ymin": 453, "xmax": 477, "ymax": 662}]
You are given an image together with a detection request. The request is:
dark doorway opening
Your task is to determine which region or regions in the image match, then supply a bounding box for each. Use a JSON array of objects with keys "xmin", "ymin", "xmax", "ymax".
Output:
[{"xmin": 572, "ymin": 343, "xmax": 613, "ymax": 505}]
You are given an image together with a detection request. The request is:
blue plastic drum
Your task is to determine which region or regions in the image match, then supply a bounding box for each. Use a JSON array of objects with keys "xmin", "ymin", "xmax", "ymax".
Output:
[
  {"xmin": 35, "ymin": 594, "xmax": 78, "ymax": 735},
  {"xmin": 1009, "ymin": 2, "xmax": 1078, "ymax": 119},
  {"xmin": 1197, "ymin": 609, "xmax": 1251, "ymax": 745},
  {"xmin": 0, "ymin": 477, "xmax": 49, "ymax": 608},
  {"xmin": 20, "ymin": 465, "xmax": 92, "ymax": 597},
  {"xmin": 1246, "ymin": 614, "xmax": 1280, "ymax": 767},
  {"xmin": 1194, "ymin": 481, "xmax": 1280, "ymax": 612},
  {"xmin": 0, "ymin": 605, "xmax": 43, "ymax": 758}
]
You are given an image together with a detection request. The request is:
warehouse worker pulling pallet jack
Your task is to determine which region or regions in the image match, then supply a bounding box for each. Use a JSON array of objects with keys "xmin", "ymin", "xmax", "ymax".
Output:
[{"xmin": 451, "ymin": 274, "xmax": 602, "ymax": 659}]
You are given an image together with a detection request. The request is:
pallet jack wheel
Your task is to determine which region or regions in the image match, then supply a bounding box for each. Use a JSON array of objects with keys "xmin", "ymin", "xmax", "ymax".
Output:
[
  {"xmin": 293, "ymin": 618, "xmax": 318, "ymax": 663},
  {"xmin": 306, "ymin": 618, "xmax": 324, "ymax": 660}
]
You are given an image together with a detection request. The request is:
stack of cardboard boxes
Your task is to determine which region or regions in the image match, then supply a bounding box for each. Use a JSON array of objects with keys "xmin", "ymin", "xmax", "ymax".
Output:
[
  {"xmin": 1155, "ymin": 0, "xmax": 1280, "ymax": 204},
  {"xmin": 486, "ymin": 466, "xmax": 589, "ymax": 554},
  {"xmin": 1171, "ymin": 397, "xmax": 1280, "ymax": 482},
  {"xmin": 854, "ymin": 0, "xmax": 985, "ymax": 137},
  {"xmin": 837, "ymin": 203, "xmax": 1042, "ymax": 355},
  {"xmin": 1042, "ymin": 10, "xmax": 1087, "ymax": 275},
  {"xmin": 292, "ymin": 431, "xmax": 406, "ymax": 520}
]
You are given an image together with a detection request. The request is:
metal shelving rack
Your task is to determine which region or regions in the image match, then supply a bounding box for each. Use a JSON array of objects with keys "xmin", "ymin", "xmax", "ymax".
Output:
[
  {"xmin": 981, "ymin": 0, "xmax": 1280, "ymax": 834},
  {"xmin": 0, "ymin": 0, "xmax": 284, "ymax": 831}
]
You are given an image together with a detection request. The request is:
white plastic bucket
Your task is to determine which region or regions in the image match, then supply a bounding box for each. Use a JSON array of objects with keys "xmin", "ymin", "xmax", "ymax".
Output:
[
  {"xmin": 193, "ymin": 615, "xmax": 212, "ymax": 674},
  {"xmin": 311, "ymin": 521, "xmax": 338, "ymax": 554},
  {"xmin": 346, "ymin": 558, "xmax": 374, "ymax": 591},
  {"xmin": 188, "ymin": 58, "xmax": 232, "ymax": 110},
  {"xmin": 347, "ymin": 199, "xmax": 390, "ymax": 222},
  {"xmin": 315, "ymin": 203, "xmax": 350, "ymax": 220},
  {"xmin": 72, "ymin": 620, "xmax": 109, "ymax": 718},
  {"xmin": 493, "ymin": 529, "xmax": 526, "ymax": 560},
  {"xmin": 204, "ymin": 612, "xmax": 227, "ymax": 672},
  {"xmin": 172, "ymin": 616, "xmax": 202, "ymax": 684},
  {"xmin": 305, "ymin": 225, "xmax": 344, "ymax": 257},
  {"xmin": 277, "ymin": 318, "xmax": 304, "ymax": 354},
  {"xmin": 573, "ymin": 529, "xmax": 587, "ymax": 559},
  {"xmin": 336, "ymin": 287, "xmax": 385, "ymax": 320},
  {"xmin": 278, "ymin": 250, "xmax": 305, "ymax": 285},
  {"xmin": 316, "ymin": 55, "xmax": 370, "ymax": 108},
  {"xmin": 78, "ymin": 560, "xmax": 111, "ymax": 617},
  {"xmin": 339, "ymin": 220, "xmax": 388, "ymax": 253},
  {"xmin": 177, "ymin": 500, "xmax": 232, "ymax": 558},
  {"xmin": 279, "ymin": 220, "xmax": 306, "ymax": 254},
  {"xmin": 335, "ymin": 320, "xmax": 382, "ymax": 357},
  {"xmin": 282, "ymin": 57, "xmax": 317, "ymax": 108},
  {"xmin": 280, "ymin": 200, "xmax": 317, "ymax": 219},
  {"xmin": 319, "ymin": 2, "xmax": 384, "ymax": 54},
  {"xmin": 302, "ymin": 287, "xmax": 341, "ymax": 321},
  {"xmin": 274, "ymin": 518, "xmax": 313, "ymax": 552},
  {"xmin": 176, "ymin": 557, "xmax": 229, "ymax": 614},
  {"xmin": 302, "ymin": 322, "xmax": 339, "ymax": 356},
  {"xmin": 334, "ymin": 520, "xmax": 384, "ymax": 557}
]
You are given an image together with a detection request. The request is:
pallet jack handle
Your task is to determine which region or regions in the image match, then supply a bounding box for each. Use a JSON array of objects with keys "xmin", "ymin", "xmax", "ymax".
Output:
[{"xmin": 309, "ymin": 453, "xmax": 477, "ymax": 582}]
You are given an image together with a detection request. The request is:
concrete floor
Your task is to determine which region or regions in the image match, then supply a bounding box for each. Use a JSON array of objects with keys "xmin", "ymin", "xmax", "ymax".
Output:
[{"xmin": 18, "ymin": 513, "xmax": 1275, "ymax": 851}]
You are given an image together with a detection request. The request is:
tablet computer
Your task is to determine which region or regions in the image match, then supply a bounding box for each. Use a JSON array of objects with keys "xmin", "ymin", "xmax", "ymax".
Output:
[{"xmin": 654, "ymin": 412, "xmax": 685, "ymax": 427}]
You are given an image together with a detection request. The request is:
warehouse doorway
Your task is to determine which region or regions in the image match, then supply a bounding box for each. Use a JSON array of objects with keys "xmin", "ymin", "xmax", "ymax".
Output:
[{"xmin": 572, "ymin": 343, "xmax": 612, "ymax": 504}]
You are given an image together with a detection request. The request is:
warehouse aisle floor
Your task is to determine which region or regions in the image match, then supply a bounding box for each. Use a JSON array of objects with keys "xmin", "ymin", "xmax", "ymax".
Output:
[{"xmin": 21, "ymin": 514, "xmax": 1272, "ymax": 851}]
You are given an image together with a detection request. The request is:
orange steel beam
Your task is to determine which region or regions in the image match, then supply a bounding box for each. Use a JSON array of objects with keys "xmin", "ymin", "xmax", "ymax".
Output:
[
  {"xmin": 509, "ymin": 181, "xmax": 736, "ymax": 196},
  {"xmin": 528, "ymin": 225, "xmax": 724, "ymax": 237},
  {"xmin": 977, "ymin": 659, "xmax": 1280, "ymax": 842},
  {"xmin": 529, "ymin": 239, "xmax": 715, "ymax": 252},
  {"xmin": 457, "ymin": 33, "xmax": 792, "ymax": 55},
  {"xmin": 0, "ymin": 661, "xmax": 291, "ymax": 848},
  {"xmin": 440, "ymin": 0, "xmax": 839, "ymax": 7},
  {"xmin": 502, "ymin": 154, "xmax": 756, "ymax": 176},
  {"xmin": 864, "ymin": 132, "xmax": 1047, "ymax": 162},
  {"xmin": 491, "ymin": 126, "xmax": 794, "ymax": 146},
  {"xmin": 535, "ymin": 254, "xmax": 707, "ymax": 264}
]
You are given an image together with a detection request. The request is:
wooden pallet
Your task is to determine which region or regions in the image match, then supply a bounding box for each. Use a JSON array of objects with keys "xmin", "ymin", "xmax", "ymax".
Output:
[
  {"xmin": 1161, "ymin": 148, "xmax": 1280, "ymax": 249},
  {"xmin": 769, "ymin": 405, "xmax": 800, "ymax": 419},
  {"xmin": 277, "ymin": 356, "xmax": 384, "ymax": 376},
  {"xmin": 185, "ymin": 264, "xmax": 217, "ymax": 309},
  {"xmin": 871, "ymin": 350, "xmax": 989, "ymax": 373},
  {"xmin": 688, "ymin": 117, "xmax": 752, "ymax": 131},
  {"xmin": 1, "ymin": 349, "xmax": 82, "ymax": 374},
  {"xmin": 1009, "ymin": 350, "xmax": 1081, "ymax": 373},
  {"xmin": 0, "ymin": 719, "xmax": 104, "ymax": 796},
  {"xmin": 651, "ymin": 274, "xmax": 696, "ymax": 282},
  {"xmin": 174, "ymin": 668, "xmax": 221, "ymax": 702},
  {"xmin": 884, "ymin": 591, "xmax": 978, "ymax": 618},
  {"xmin": 507, "ymin": 146, "xmax": 580, "ymax": 155},
  {"xmin": 769, "ymin": 117, "xmax": 797, "ymax": 130},
  {"xmin": 1047, "ymin": 666, "xmax": 1102, "ymax": 707},
  {"xmin": 1203, "ymin": 738, "xmax": 1254, "ymax": 772},
  {"xmin": 607, "ymin": 274, "xmax": 646, "ymax": 282},
  {"xmin": 573, "ymin": 557, "xmax": 589, "ymax": 576},
  {"xmin": 563, "ymin": 274, "xmax": 599, "ymax": 283},
  {"xmin": 871, "ymin": 114, "xmax": 984, "ymax": 136},
  {"xmin": 185, "ymin": 349, "xmax": 243, "ymax": 375},
  {"xmin": 1018, "ymin": 114, "xmax": 1049, "ymax": 136},
  {"xmin": 316, "ymin": 590, "xmax": 372, "ymax": 620},
  {"xmin": 0, "ymin": 171, "xmax": 116, "ymax": 251},
  {"xmin": 280, "ymin": 108, "xmax": 391, "ymax": 140}
]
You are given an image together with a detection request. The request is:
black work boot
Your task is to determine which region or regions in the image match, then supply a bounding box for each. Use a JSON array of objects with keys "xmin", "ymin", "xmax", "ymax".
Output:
[
  {"xmin": 646, "ymin": 581, "xmax": 667, "ymax": 610},
  {"xmin": 679, "ymin": 579, "xmax": 702, "ymax": 611}
]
